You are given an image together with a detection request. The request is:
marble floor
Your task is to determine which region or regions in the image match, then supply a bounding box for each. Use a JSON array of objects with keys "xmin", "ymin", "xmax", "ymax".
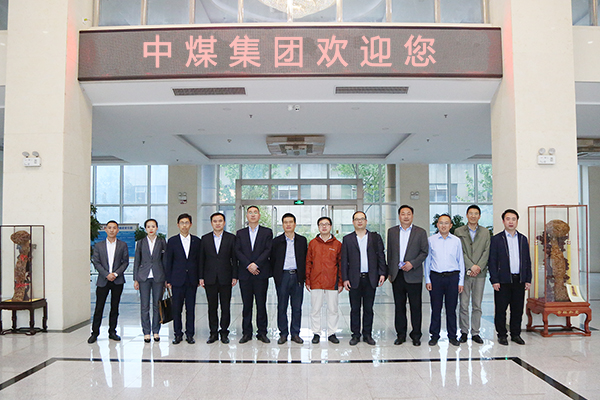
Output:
[{"xmin": 1, "ymin": 275, "xmax": 598, "ymax": 400}]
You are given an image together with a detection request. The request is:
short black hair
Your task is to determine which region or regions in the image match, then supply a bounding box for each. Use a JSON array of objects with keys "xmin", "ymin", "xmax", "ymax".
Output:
[
  {"xmin": 177, "ymin": 213, "xmax": 193, "ymax": 224},
  {"xmin": 210, "ymin": 212, "xmax": 226, "ymax": 222},
  {"xmin": 144, "ymin": 218, "xmax": 158, "ymax": 228},
  {"xmin": 105, "ymin": 220, "xmax": 119, "ymax": 227},
  {"xmin": 502, "ymin": 209, "xmax": 519, "ymax": 220},
  {"xmin": 352, "ymin": 211, "xmax": 366, "ymax": 221},
  {"xmin": 317, "ymin": 216, "xmax": 332, "ymax": 226},
  {"xmin": 438, "ymin": 214, "xmax": 452, "ymax": 223},
  {"xmin": 466, "ymin": 205, "xmax": 481, "ymax": 214},
  {"xmin": 247, "ymin": 205, "xmax": 260, "ymax": 213},
  {"xmin": 282, "ymin": 213, "xmax": 296, "ymax": 223},
  {"xmin": 398, "ymin": 205, "xmax": 414, "ymax": 214}
]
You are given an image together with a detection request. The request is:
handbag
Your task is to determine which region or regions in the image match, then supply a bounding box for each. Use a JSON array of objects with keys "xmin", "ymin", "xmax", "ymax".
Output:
[{"xmin": 159, "ymin": 287, "xmax": 173, "ymax": 324}]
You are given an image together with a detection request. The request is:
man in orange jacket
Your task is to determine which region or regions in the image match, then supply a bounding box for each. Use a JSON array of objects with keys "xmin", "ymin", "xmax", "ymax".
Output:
[{"xmin": 306, "ymin": 216, "xmax": 343, "ymax": 344}]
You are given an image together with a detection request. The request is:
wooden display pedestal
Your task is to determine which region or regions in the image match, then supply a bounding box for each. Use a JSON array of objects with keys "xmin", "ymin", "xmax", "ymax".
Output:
[
  {"xmin": 0, "ymin": 298, "xmax": 48, "ymax": 335},
  {"xmin": 526, "ymin": 298, "xmax": 591, "ymax": 337}
]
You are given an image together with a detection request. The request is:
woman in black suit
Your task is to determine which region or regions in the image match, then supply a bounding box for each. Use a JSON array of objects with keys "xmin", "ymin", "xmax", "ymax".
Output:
[{"xmin": 133, "ymin": 219, "xmax": 167, "ymax": 343}]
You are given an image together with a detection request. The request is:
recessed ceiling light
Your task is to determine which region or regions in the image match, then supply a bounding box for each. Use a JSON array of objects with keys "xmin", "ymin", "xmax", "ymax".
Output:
[
  {"xmin": 382, "ymin": 127, "xmax": 389, "ymax": 131},
  {"xmin": 223, "ymin": 108, "xmax": 231, "ymax": 111},
  {"xmin": 351, "ymin": 107, "xmax": 360, "ymax": 110}
]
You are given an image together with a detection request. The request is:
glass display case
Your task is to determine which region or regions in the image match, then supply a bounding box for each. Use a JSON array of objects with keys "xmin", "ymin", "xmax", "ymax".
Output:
[
  {"xmin": 526, "ymin": 205, "xmax": 591, "ymax": 336},
  {"xmin": 0, "ymin": 225, "xmax": 47, "ymax": 335}
]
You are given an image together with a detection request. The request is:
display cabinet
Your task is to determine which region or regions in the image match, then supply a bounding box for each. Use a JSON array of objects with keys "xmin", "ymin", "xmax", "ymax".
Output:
[
  {"xmin": 526, "ymin": 205, "xmax": 591, "ymax": 336},
  {"xmin": 0, "ymin": 225, "xmax": 47, "ymax": 335}
]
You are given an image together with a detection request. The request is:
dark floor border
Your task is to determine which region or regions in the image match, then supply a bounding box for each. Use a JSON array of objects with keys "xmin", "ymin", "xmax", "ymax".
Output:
[{"xmin": 0, "ymin": 356, "xmax": 587, "ymax": 399}]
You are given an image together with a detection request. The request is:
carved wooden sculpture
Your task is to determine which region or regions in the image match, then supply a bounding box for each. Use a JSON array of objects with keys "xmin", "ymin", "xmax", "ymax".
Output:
[{"xmin": 10, "ymin": 230, "xmax": 31, "ymax": 302}]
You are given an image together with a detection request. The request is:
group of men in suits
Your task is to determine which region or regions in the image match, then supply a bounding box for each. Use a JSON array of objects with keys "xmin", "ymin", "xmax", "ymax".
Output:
[{"xmin": 89, "ymin": 204, "xmax": 531, "ymax": 348}]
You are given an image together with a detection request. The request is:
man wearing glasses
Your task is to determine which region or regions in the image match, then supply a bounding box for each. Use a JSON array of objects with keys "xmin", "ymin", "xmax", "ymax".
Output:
[{"xmin": 341, "ymin": 211, "xmax": 387, "ymax": 346}]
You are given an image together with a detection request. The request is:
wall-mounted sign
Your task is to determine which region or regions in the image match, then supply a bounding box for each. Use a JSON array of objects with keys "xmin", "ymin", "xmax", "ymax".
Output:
[
  {"xmin": 293, "ymin": 200, "xmax": 305, "ymax": 205},
  {"xmin": 79, "ymin": 26, "xmax": 501, "ymax": 81}
]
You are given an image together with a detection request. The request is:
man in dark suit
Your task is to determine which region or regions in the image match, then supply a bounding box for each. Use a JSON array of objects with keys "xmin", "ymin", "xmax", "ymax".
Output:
[
  {"xmin": 489, "ymin": 209, "xmax": 532, "ymax": 346},
  {"xmin": 387, "ymin": 205, "xmax": 429, "ymax": 346},
  {"xmin": 235, "ymin": 206, "xmax": 273, "ymax": 344},
  {"xmin": 271, "ymin": 213, "xmax": 307, "ymax": 345},
  {"xmin": 341, "ymin": 211, "xmax": 387, "ymax": 346},
  {"xmin": 165, "ymin": 213, "xmax": 201, "ymax": 345},
  {"xmin": 199, "ymin": 212, "xmax": 237, "ymax": 344},
  {"xmin": 89, "ymin": 220, "xmax": 130, "ymax": 344}
]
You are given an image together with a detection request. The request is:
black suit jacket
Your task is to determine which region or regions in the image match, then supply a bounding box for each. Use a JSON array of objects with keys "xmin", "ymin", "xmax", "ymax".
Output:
[
  {"xmin": 133, "ymin": 236, "xmax": 167, "ymax": 283},
  {"xmin": 92, "ymin": 239, "xmax": 129, "ymax": 287},
  {"xmin": 165, "ymin": 234, "xmax": 201, "ymax": 287},
  {"xmin": 488, "ymin": 230, "xmax": 532, "ymax": 285},
  {"xmin": 271, "ymin": 233, "xmax": 308, "ymax": 286},
  {"xmin": 199, "ymin": 231, "xmax": 238, "ymax": 285},
  {"xmin": 387, "ymin": 225, "xmax": 429, "ymax": 284},
  {"xmin": 341, "ymin": 230, "xmax": 387, "ymax": 289},
  {"xmin": 235, "ymin": 225, "xmax": 273, "ymax": 281}
]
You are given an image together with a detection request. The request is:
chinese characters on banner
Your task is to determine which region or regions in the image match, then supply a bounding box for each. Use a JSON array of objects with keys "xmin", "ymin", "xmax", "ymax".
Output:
[{"xmin": 144, "ymin": 33, "xmax": 435, "ymax": 69}]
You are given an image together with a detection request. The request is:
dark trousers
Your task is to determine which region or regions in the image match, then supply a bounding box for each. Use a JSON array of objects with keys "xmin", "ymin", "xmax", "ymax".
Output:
[
  {"xmin": 494, "ymin": 275, "xmax": 526, "ymax": 338},
  {"xmin": 205, "ymin": 283, "xmax": 232, "ymax": 336},
  {"xmin": 429, "ymin": 272, "xmax": 459, "ymax": 340},
  {"xmin": 92, "ymin": 281, "xmax": 124, "ymax": 336},
  {"xmin": 349, "ymin": 275, "xmax": 376, "ymax": 338},
  {"xmin": 139, "ymin": 278, "xmax": 164, "ymax": 335},
  {"xmin": 239, "ymin": 277, "xmax": 269, "ymax": 336},
  {"xmin": 276, "ymin": 271, "xmax": 304, "ymax": 337},
  {"xmin": 392, "ymin": 272, "xmax": 422, "ymax": 341},
  {"xmin": 172, "ymin": 281, "xmax": 198, "ymax": 338}
]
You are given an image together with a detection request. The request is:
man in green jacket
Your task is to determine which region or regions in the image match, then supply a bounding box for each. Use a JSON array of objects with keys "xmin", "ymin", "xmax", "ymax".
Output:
[{"xmin": 454, "ymin": 205, "xmax": 490, "ymax": 344}]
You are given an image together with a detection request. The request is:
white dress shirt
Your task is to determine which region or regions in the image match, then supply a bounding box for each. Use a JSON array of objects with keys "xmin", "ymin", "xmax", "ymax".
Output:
[
  {"xmin": 505, "ymin": 231, "xmax": 521, "ymax": 274},
  {"xmin": 398, "ymin": 225, "xmax": 412, "ymax": 268},
  {"xmin": 213, "ymin": 231, "xmax": 223, "ymax": 254},
  {"xmin": 180, "ymin": 233, "xmax": 191, "ymax": 258},
  {"xmin": 283, "ymin": 235, "xmax": 297, "ymax": 270},
  {"xmin": 147, "ymin": 236, "xmax": 156, "ymax": 279},
  {"xmin": 357, "ymin": 233, "xmax": 369, "ymax": 273},
  {"xmin": 106, "ymin": 239, "xmax": 117, "ymax": 273}
]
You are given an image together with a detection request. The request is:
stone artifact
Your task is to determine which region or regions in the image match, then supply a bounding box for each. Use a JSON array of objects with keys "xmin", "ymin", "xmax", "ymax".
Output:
[
  {"xmin": 10, "ymin": 230, "xmax": 32, "ymax": 302},
  {"xmin": 538, "ymin": 220, "xmax": 570, "ymax": 302}
]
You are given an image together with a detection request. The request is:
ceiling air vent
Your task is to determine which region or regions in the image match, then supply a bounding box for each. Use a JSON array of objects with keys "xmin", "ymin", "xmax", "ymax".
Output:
[
  {"xmin": 92, "ymin": 155, "xmax": 127, "ymax": 164},
  {"xmin": 267, "ymin": 135, "xmax": 325, "ymax": 156},
  {"xmin": 172, "ymin": 87, "xmax": 246, "ymax": 96},
  {"xmin": 335, "ymin": 86, "xmax": 409, "ymax": 95}
]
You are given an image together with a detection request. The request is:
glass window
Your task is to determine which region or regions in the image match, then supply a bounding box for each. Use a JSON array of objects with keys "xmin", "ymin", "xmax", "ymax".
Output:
[
  {"xmin": 241, "ymin": 185, "xmax": 269, "ymax": 200},
  {"xmin": 123, "ymin": 206, "xmax": 147, "ymax": 224},
  {"xmin": 150, "ymin": 206, "xmax": 168, "ymax": 235},
  {"xmin": 271, "ymin": 185, "xmax": 298, "ymax": 200},
  {"xmin": 151, "ymin": 165, "xmax": 168, "ymax": 203},
  {"xmin": 196, "ymin": 0, "xmax": 238, "ymax": 23},
  {"xmin": 243, "ymin": 0, "xmax": 287, "ymax": 23},
  {"xmin": 572, "ymin": 0, "xmax": 592, "ymax": 25},
  {"xmin": 365, "ymin": 205, "xmax": 383, "ymax": 238},
  {"xmin": 96, "ymin": 206, "xmax": 120, "ymax": 224},
  {"xmin": 478, "ymin": 204, "xmax": 493, "ymax": 231},
  {"xmin": 300, "ymin": 185, "xmax": 327, "ymax": 199},
  {"xmin": 201, "ymin": 164, "xmax": 218, "ymax": 203},
  {"xmin": 440, "ymin": 0, "xmax": 483, "ymax": 23},
  {"xmin": 343, "ymin": 0, "xmax": 386, "ymax": 22},
  {"xmin": 99, "ymin": 0, "xmax": 141, "ymax": 26},
  {"xmin": 429, "ymin": 204, "xmax": 449, "ymax": 234},
  {"xmin": 242, "ymin": 164, "xmax": 270, "ymax": 179},
  {"xmin": 330, "ymin": 184, "xmax": 357, "ymax": 199},
  {"xmin": 123, "ymin": 165, "xmax": 148, "ymax": 204},
  {"xmin": 429, "ymin": 164, "xmax": 448, "ymax": 202},
  {"xmin": 477, "ymin": 164, "xmax": 493, "ymax": 202},
  {"xmin": 95, "ymin": 166, "xmax": 121, "ymax": 204},
  {"xmin": 450, "ymin": 164, "xmax": 475, "ymax": 203},
  {"xmin": 330, "ymin": 164, "xmax": 356, "ymax": 178},
  {"xmin": 219, "ymin": 205, "xmax": 237, "ymax": 233},
  {"xmin": 301, "ymin": 164, "xmax": 328, "ymax": 178},
  {"xmin": 295, "ymin": 1, "xmax": 337, "ymax": 22},
  {"xmin": 358, "ymin": 164, "xmax": 383, "ymax": 203},
  {"xmin": 0, "ymin": 0, "xmax": 8, "ymax": 30},
  {"xmin": 271, "ymin": 164, "xmax": 298, "ymax": 179},
  {"xmin": 219, "ymin": 165, "xmax": 239, "ymax": 203},
  {"xmin": 148, "ymin": 0, "xmax": 190, "ymax": 25},
  {"xmin": 392, "ymin": 0, "xmax": 435, "ymax": 23}
]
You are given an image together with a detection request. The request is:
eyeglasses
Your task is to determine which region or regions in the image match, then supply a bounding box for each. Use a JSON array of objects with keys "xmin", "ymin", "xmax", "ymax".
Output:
[
  {"xmin": 353, "ymin": 218, "xmax": 366, "ymax": 222},
  {"xmin": 318, "ymin": 223, "xmax": 331, "ymax": 227},
  {"xmin": 438, "ymin": 221, "xmax": 451, "ymax": 225}
]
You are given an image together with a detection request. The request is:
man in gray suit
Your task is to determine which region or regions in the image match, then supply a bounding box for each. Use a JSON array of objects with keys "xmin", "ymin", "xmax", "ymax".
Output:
[
  {"xmin": 387, "ymin": 205, "xmax": 429, "ymax": 346},
  {"xmin": 454, "ymin": 205, "xmax": 490, "ymax": 344},
  {"xmin": 89, "ymin": 220, "xmax": 130, "ymax": 343}
]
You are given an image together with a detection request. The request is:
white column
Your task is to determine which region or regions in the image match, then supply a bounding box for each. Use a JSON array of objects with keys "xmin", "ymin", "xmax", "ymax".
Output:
[
  {"xmin": 398, "ymin": 164, "xmax": 430, "ymax": 231},
  {"xmin": 490, "ymin": 0, "xmax": 579, "ymax": 231},
  {"xmin": 167, "ymin": 165, "xmax": 199, "ymax": 237},
  {"xmin": 2, "ymin": 0, "xmax": 93, "ymax": 329}
]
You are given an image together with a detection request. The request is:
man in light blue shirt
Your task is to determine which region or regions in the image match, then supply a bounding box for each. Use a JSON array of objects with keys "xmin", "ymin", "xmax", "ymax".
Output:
[{"xmin": 424, "ymin": 214, "xmax": 465, "ymax": 346}]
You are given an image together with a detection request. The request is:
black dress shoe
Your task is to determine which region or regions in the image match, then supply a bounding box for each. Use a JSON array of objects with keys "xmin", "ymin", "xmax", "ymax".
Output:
[
  {"xmin": 172, "ymin": 336, "xmax": 183, "ymax": 345},
  {"xmin": 511, "ymin": 335, "xmax": 525, "ymax": 345},
  {"xmin": 472, "ymin": 335, "xmax": 483, "ymax": 344},
  {"xmin": 327, "ymin": 334, "xmax": 339, "ymax": 344},
  {"xmin": 154, "ymin": 335, "xmax": 160, "ymax": 342},
  {"xmin": 87, "ymin": 334, "xmax": 98, "ymax": 344},
  {"xmin": 498, "ymin": 336, "xmax": 509, "ymax": 346},
  {"xmin": 239, "ymin": 335, "xmax": 252, "ymax": 344},
  {"xmin": 186, "ymin": 336, "xmax": 195, "ymax": 344},
  {"xmin": 363, "ymin": 336, "xmax": 376, "ymax": 345},
  {"xmin": 207, "ymin": 334, "xmax": 219, "ymax": 344},
  {"xmin": 428, "ymin": 337, "xmax": 438, "ymax": 346},
  {"xmin": 256, "ymin": 334, "xmax": 271, "ymax": 344},
  {"xmin": 394, "ymin": 337, "xmax": 406, "ymax": 345},
  {"xmin": 278, "ymin": 336, "xmax": 287, "ymax": 344},
  {"xmin": 291, "ymin": 335, "xmax": 304, "ymax": 344},
  {"xmin": 221, "ymin": 335, "xmax": 230, "ymax": 344},
  {"xmin": 412, "ymin": 338, "xmax": 421, "ymax": 347},
  {"xmin": 349, "ymin": 336, "xmax": 360, "ymax": 346},
  {"xmin": 108, "ymin": 333, "xmax": 121, "ymax": 341},
  {"xmin": 144, "ymin": 337, "xmax": 151, "ymax": 343},
  {"xmin": 459, "ymin": 333, "xmax": 468, "ymax": 343},
  {"xmin": 449, "ymin": 338, "xmax": 460, "ymax": 346},
  {"xmin": 312, "ymin": 334, "xmax": 320, "ymax": 344}
]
